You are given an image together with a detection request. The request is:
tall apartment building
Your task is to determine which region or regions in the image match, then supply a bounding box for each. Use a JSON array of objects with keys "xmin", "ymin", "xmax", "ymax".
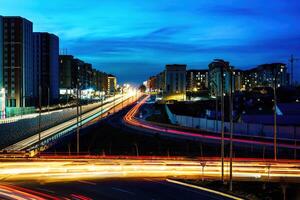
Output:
[
  {"xmin": 59, "ymin": 55, "xmax": 74, "ymax": 90},
  {"xmin": 82, "ymin": 63, "xmax": 92, "ymax": 89},
  {"xmin": 208, "ymin": 59, "xmax": 233, "ymax": 96},
  {"xmin": 186, "ymin": 69, "xmax": 208, "ymax": 92},
  {"xmin": 164, "ymin": 64, "xmax": 186, "ymax": 100},
  {"xmin": 243, "ymin": 63, "xmax": 289, "ymax": 90},
  {"xmin": 72, "ymin": 58, "xmax": 85, "ymax": 89},
  {"xmin": 92, "ymin": 69, "xmax": 108, "ymax": 93},
  {"xmin": 107, "ymin": 74, "xmax": 117, "ymax": 95},
  {"xmin": 33, "ymin": 32, "xmax": 59, "ymax": 105},
  {"xmin": 1, "ymin": 16, "xmax": 34, "ymax": 107}
]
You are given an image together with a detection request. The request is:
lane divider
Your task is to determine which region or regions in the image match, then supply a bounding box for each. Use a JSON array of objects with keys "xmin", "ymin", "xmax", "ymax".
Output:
[{"xmin": 166, "ymin": 179, "xmax": 243, "ymax": 200}]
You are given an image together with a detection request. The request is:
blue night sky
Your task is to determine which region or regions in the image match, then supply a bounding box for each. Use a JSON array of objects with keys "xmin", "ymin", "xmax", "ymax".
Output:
[{"xmin": 1, "ymin": 0, "xmax": 300, "ymax": 84}]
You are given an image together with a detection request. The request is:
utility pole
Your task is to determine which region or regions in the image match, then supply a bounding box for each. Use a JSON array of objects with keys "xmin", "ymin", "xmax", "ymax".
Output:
[
  {"xmin": 113, "ymin": 90, "xmax": 116, "ymax": 113},
  {"xmin": 76, "ymin": 85, "xmax": 80, "ymax": 155},
  {"xmin": 221, "ymin": 67, "xmax": 225, "ymax": 183},
  {"xmin": 274, "ymin": 75, "xmax": 277, "ymax": 161},
  {"xmin": 229, "ymin": 70, "xmax": 234, "ymax": 191},
  {"xmin": 47, "ymin": 87, "xmax": 50, "ymax": 113},
  {"xmin": 38, "ymin": 85, "xmax": 42, "ymax": 155}
]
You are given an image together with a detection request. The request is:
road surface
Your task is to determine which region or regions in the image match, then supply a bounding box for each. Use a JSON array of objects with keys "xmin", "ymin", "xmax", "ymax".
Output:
[
  {"xmin": 1, "ymin": 178, "xmax": 235, "ymax": 200},
  {"xmin": 2, "ymin": 93, "xmax": 140, "ymax": 153},
  {"xmin": 124, "ymin": 95, "xmax": 300, "ymax": 150}
]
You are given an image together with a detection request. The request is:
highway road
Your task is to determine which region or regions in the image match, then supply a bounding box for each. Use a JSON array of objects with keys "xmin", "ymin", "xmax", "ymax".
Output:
[
  {"xmin": 124, "ymin": 95, "xmax": 300, "ymax": 150},
  {"xmin": 0, "ymin": 178, "xmax": 237, "ymax": 200},
  {"xmin": 2, "ymin": 93, "xmax": 139, "ymax": 153},
  {"xmin": 1, "ymin": 157, "xmax": 300, "ymax": 182}
]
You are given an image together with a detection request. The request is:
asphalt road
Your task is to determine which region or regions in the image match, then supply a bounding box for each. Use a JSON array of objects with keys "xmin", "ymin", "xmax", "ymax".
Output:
[{"xmin": 10, "ymin": 178, "xmax": 232, "ymax": 200}]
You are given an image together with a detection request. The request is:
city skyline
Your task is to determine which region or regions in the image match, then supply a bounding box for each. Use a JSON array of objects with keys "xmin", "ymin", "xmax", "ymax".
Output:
[{"xmin": 0, "ymin": 0, "xmax": 299, "ymax": 84}]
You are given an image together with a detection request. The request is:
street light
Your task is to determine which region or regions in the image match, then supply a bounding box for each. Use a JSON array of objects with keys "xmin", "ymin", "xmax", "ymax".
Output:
[
  {"xmin": 229, "ymin": 69, "xmax": 234, "ymax": 191},
  {"xmin": 210, "ymin": 81, "xmax": 218, "ymax": 133},
  {"xmin": 273, "ymin": 75, "xmax": 278, "ymax": 161},
  {"xmin": 38, "ymin": 85, "xmax": 42, "ymax": 155}
]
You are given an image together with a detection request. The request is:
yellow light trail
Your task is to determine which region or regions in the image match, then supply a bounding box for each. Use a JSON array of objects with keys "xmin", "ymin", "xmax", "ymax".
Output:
[{"xmin": 0, "ymin": 158, "xmax": 300, "ymax": 182}]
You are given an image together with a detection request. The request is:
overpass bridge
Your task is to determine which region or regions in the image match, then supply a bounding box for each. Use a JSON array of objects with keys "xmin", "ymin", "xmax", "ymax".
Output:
[{"xmin": 1, "ymin": 93, "xmax": 140, "ymax": 156}]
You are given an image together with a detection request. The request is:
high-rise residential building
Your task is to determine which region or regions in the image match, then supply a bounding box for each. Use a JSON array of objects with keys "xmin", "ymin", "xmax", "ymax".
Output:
[
  {"xmin": 59, "ymin": 55, "xmax": 74, "ymax": 89},
  {"xmin": 100, "ymin": 71, "xmax": 108, "ymax": 93},
  {"xmin": 92, "ymin": 69, "xmax": 107, "ymax": 92},
  {"xmin": 82, "ymin": 63, "xmax": 92, "ymax": 89},
  {"xmin": 107, "ymin": 74, "xmax": 117, "ymax": 95},
  {"xmin": 208, "ymin": 59, "xmax": 233, "ymax": 97},
  {"xmin": 59, "ymin": 55, "xmax": 110, "ymax": 98},
  {"xmin": 186, "ymin": 69, "xmax": 209, "ymax": 92},
  {"xmin": 0, "ymin": 17, "xmax": 4, "ymax": 117},
  {"xmin": 232, "ymin": 69, "xmax": 244, "ymax": 91},
  {"xmin": 33, "ymin": 32, "xmax": 59, "ymax": 105},
  {"xmin": 1, "ymin": 16, "xmax": 34, "ymax": 107},
  {"xmin": 72, "ymin": 58, "xmax": 85, "ymax": 89},
  {"xmin": 164, "ymin": 64, "xmax": 186, "ymax": 100},
  {"xmin": 243, "ymin": 63, "xmax": 289, "ymax": 90}
]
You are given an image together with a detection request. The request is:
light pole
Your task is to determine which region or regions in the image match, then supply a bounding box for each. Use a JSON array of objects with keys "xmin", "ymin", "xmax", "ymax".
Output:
[
  {"xmin": 47, "ymin": 87, "xmax": 50, "ymax": 113},
  {"xmin": 220, "ymin": 67, "xmax": 225, "ymax": 183},
  {"xmin": 229, "ymin": 69, "xmax": 234, "ymax": 191},
  {"xmin": 76, "ymin": 84, "xmax": 80, "ymax": 155},
  {"xmin": 38, "ymin": 85, "xmax": 42, "ymax": 155},
  {"xmin": 210, "ymin": 81, "xmax": 218, "ymax": 133},
  {"xmin": 273, "ymin": 75, "xmax": 278, "ymax": 161}
]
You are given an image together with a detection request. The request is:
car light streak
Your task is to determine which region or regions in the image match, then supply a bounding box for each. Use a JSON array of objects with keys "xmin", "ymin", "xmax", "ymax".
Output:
[
  {"xmin": 123, "ymin": 95, "xmax": 300, "ymax": 149},
  {"xmin": 0, "ymin": 158, "xmax": 300, "ymax": 182},
  {"xmin": 0, "ymin": 184, "xmax": 60, "ymax": 200},
  {"xmin": 2, "ymin": 93, "xmax": 136, "ymax": 153}
]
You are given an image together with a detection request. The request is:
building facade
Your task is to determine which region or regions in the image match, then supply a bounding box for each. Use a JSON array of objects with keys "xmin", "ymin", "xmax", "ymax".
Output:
[
  {"xmin": 107, "ymin": 74, "xmax": 117, "ymax": 95},
  {"xmin": 1, "ymin": 16, "xmax": 34, "ymax": 107},
  {"xmin": 243, "ymin": 63, "xmax": 289, "ymax": 90},
  {"xmin": 59, "ymin": 55, "xmax": 73, "ymax": 89},
  {"xmin": 208, "ymin": 59, "xmax": 233, "ymax": 97},
  {"xmin": 164, "ymin": 64, "xmax": 186, "ymax": 100},
  {"xmin": 186, "ymin": 69, "xmax": 208, "ymax": 92},
  {"xmin": 33, "ymin": 32, "xmax": 59, "ymax": 105}
]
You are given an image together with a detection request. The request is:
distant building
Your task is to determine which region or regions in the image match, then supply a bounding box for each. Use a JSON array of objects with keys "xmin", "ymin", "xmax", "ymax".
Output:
[
  {"xmin": 72, "ymin": 58, "xmax": 85, "ymax": 89},
  {"xmin": 0, "ymin": 17, "xmax": 3, "ymax": 91},
  {"xmin": 59, "ymin": 55, "xmax": 74, "ymax": 90},
  {"xmin": 146, "ymin": 76, "xmax": 156, "ymax": 92},
  {"xmin": 156, "ymin": 71, "xmax": 165, "ymax": 93},
  {"xmin": 186, "ymin": 69, "xmax": 208, "ymax": 92},
  {"xmin": 33, "ymin": 32, "xmax": 59, "ymax": 105},
  {"xmin": 208, "ymin": 59, "xmax": 233, "ymax": 97},
  {"xmin": 59, "ymin": 55, "xmax": 110, "ymax": 98},
  {"xmin": 1, "ymin": 16, "xmax": 34, "ymax": 107},
  {"xmin": 164, "ymin": 64, "xmax": 186, "ymax": 100},
  {"xmin": 243, "ymin": 63, "xmax": 289, "ymax": 90},
  {"xmin": 232, "ymin": 69, "xmax": 244, "ymax": 91},
  {"xmin": 107, "ymin": 74, "xmax": 117, "ymax": 95},
  {"xmin": 92, "ymin": 69, "xmax": 108, "ymax": 94},
  {"xmin": 100, "ymin": 72, "xmax": 108, "ymax": 94}
]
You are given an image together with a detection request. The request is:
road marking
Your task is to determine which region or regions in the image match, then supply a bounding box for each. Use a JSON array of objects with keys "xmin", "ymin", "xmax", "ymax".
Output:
[
  {"xmin": 111, "ymin": 187, "xmax": 135, "ymax": 195},
  {"xmin": 166, "ymin": 179, "xmax": 243, "ymax": 200}
]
